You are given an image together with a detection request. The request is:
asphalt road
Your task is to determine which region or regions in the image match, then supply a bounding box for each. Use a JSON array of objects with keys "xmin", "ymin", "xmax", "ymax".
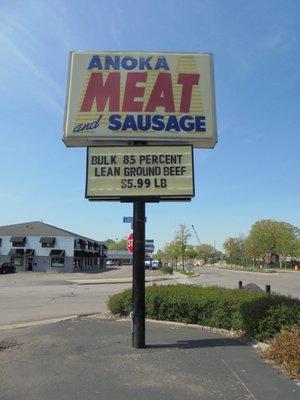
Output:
[
  {"xmin": 191, "ymin": 267, "xmax": 300, "ymax": 298},
  {"xmin": 0, "ymin": 318, "xmax": 299, "ymax": 400},
  {"xmin": 0, "ymin": 266, "xmax": 299, "ymax": 327},
  {"xmin": 0, "ymin": 273, "xmax": 130, "ymax": 327}
]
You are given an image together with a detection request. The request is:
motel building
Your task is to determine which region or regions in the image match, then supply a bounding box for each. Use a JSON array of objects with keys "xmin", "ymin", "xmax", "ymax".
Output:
[
  {"xmin": 0, "ymin": 221, "xmax": 108, "ymax": 273},
  {"xmin": 107, "ymin": 250, "xmax": 133, "ymax": 266}
]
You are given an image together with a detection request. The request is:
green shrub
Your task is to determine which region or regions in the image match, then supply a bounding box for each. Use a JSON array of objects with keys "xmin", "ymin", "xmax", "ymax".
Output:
[
  {"xmin": 107, "ymin": 289, "xmax": 132, "ymax": 316},
  {"xmin": 173, "ymin": 268, "xmax": 195, "ymax": 276},
  {"xmin": 159, "ymin": 266, "xmax": 173, "ymax": 275},
  {"xmin": 107, "ymin": 285, "xmax": 300, "ymax": 341}
]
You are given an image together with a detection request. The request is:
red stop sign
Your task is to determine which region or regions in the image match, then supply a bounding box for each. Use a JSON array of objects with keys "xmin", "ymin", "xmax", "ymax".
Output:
[{"xmin": 127, "ymin": 233, "xmax": 134, "ymax": 254}]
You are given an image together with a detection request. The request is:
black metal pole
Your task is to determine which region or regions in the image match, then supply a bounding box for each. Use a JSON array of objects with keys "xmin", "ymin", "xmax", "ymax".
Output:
[
  {"xmin": 132, "ymin": 200, "xmax": 146, "ymax": 348},
  {"xmin": 265, "ymin": 285, "xmax": 271, "ymax": 295}
]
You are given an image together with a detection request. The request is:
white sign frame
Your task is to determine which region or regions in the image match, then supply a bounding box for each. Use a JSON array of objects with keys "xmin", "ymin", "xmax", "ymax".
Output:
[
  {"xmin": 63, "ymin": 51, "xmax": 217, "ymax": 148},
  {"xmin": 85, "ymin": 145, "xmax": 195, "ymax": 201}
]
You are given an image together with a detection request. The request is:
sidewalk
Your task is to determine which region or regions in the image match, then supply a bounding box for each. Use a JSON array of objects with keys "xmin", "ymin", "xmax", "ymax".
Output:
[{"xmin": 0, "ymin": 318, "xmax": 298, "ymax": 400}]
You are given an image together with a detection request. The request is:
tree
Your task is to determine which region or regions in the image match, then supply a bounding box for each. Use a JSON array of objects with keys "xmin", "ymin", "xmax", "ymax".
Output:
[
  {"xmin": 245, "ymin": 220, "xmax": 300, "ymax": 260},
  {"xmin": 154, "ymin": 249, "xmax": 165, "ymax": 262},
  {"xmin": 185, "ymin": 245, "xmax": 198, "ymax": 260},
  {"xmin": 104, "ymin": 237, "xmax": 127, "ymax": 251},
  {"xmin": 195, "ymin": 244, "xmax": 216, "ymax": 262},
  {"xmin": 164, "ymin": 240, "xmax": 181, "ymax": 266},
  {"xmin": 296, "ymin": 239, "xmax": 300, "ymax": 257},
  {"xmin": 223, "ymin": 237, "xmax": 245, "ymax": 260},
  {"xmin": 103, "ymin": 239, "xmax": 115, "ymax": 247},
  {"xmin": 174, "ymin": 224, "xmax": 191, "ymax": 269}
]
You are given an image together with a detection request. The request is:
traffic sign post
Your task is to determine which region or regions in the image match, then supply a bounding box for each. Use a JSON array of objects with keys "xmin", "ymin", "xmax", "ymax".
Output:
[
  {"xmin": 62, "ymin": 50, "xmax": 217, "ymax": 349},
  {"xmin": 132, "ymin": 200, "xmax": 146, "ymax": 348}
]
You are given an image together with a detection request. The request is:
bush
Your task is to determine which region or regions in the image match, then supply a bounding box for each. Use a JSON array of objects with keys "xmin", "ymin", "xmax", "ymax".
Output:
[
  {"xmin": 159, "ymin": 266, "xmax": 173, "ymax": 275},
  {"xmin": 173, "ymin": 268, "xmax": 195, "ymax": 276},
  {"xmin": 108, "ymin": 289, "xmax": 132, "ymax": 316},
  {"xmin": 107, "ymin": 285, "xmax": 300, "ymax": 341},
  {"xmin": 263, "ymin": 328, "xmax": 300, "ymax": 379}
]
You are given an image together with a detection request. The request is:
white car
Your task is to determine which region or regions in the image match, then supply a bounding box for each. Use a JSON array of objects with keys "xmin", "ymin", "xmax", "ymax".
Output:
[{"xmin": 151, "ymin": 260, "xmax": 160, "ymax": 270}]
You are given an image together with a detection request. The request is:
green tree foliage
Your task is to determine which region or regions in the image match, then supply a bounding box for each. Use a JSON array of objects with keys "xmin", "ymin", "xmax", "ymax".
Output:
[
  {"xmin": 154, "ymin": 225, "xmax": 197, "ymax": 267},
  {"xmin": 174, "ymin": 224, "xmax": 191, "ymax": 269},
  {"xmin": 223, "ymin": 237, "xmax": 245, "ymax": 259},
  {"xmin": 154, "ymin": 249, "xmax": 165, "ymax": 261},
  {"xmin": 185, "ymin": 245, "xmax": 198, "ymax": 260},
  {"xmin": 164, "ymin": 240, "xmax": 181, "ymax": 266},
  {"xmin": 245, "ymin": 220, "xmax": 300, "ymax": 258},
  {"xmin": 296, "ymin": 239, "xmax": 300, "ymax": 257},
  {"xmin": 104, "ymin": 237, "xmax": 127, "ymax": 251},
  {"xmin": 153, "ymin": 242, "xmax": 180, "ymax": 266},
  {"xmin": 195, "ymin": 243, "xmax": 216, "ymax": 261}
]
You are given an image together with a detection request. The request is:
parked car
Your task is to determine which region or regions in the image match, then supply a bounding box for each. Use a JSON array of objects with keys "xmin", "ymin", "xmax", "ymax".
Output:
[
  {"xmin": 106, "ymin": 260, "xmax": 114, "ymax": 266},
  {"xmin": 144, "ymin": 259, "xmax": 152, "ymax": 269},
  {"xmin": 184, "ymin": 263, "xmax": 195, "ymax": 271},
  {"xmin": 151, "ymin": 260, "xmax": 161, "ymax": 270},
  {"xmin": 0, "ymin": 262, "xmax": 16, "ymax": 274}
]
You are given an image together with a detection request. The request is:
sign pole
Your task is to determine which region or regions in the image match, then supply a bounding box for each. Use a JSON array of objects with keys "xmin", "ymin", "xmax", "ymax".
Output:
[{"xmin": 132, "ymin": 199, "xmax": 146, "ymax": 348}]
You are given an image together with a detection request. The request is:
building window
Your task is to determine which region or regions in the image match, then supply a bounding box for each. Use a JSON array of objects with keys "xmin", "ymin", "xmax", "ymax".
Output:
[
  {"xmin": 10, "ymin": 237, "xmax": 26, "ymax": 247},
  {"xmin": 12, "ymin": 241, "xmax": 25, "ymax": 247},
  {"xmin": 40, "ymin": 237, "xmax": 55, "ymax": 248},
  {"xmin": 42, "ymin": 242, "xmax": 54, "ymax": 248},
  {"xmin": 11, "ymin": 257, "xmax": 23, "ymax": 267},
  {"xmin": 51, "ymin": 257, "xmax": 64, "ymax": 268},
  {"xmin": 78, "ymin": 239, "xmax": 87, "ymax": 250}
]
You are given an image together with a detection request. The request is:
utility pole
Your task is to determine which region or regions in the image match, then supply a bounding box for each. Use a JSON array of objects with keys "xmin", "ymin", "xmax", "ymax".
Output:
[{"xmin": 132, "ymin": 200, "xmax": 146, "ymax": 348}]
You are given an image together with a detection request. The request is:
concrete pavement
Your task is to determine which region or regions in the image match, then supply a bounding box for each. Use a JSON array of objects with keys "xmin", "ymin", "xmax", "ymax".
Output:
[{"xmin": 0, "ymin": 318, "xmax": 299, "ymax": 400}]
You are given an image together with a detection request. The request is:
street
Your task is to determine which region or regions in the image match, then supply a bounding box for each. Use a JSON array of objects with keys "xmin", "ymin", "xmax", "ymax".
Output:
[
  {"xmin": 0, "ymin": 266, "xmax": 299, "ymax": 328},
  {"xmin": 191, "ymin": 267, "xmax": 300, "ymax": 298}
]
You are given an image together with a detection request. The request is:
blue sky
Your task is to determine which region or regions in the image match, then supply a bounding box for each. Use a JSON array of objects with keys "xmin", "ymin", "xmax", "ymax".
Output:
[{"xmin": 0, "ymin": 0, "xmax": 299, "ymax": 251}]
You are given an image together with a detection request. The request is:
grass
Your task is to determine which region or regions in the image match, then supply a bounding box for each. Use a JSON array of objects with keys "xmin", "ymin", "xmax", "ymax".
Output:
[{"xmin": 173, "ymin": 268, "xmax": 196, "ymax": 276}]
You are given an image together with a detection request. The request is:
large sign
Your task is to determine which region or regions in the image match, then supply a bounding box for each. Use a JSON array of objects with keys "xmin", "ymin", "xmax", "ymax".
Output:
[
  {"xmin": 63, "ymin": 51, "xmax": 217, "ymax": 148},
  {"xmin": 86, "ymin": 145, "xmax": 194, "ymax": 200}
]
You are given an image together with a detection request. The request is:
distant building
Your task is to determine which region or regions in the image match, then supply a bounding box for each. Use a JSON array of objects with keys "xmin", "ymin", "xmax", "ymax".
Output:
[
  {"xmin": 0, "ymin": 221, "xmax": 107, "ymax": 273},
  {"xmin": 107, "ymin": 250, "xmax": 132, "ymax": 265},
  {"xmin": 106, "ymin": 250, "xmax": 154, "ymax": 266}
]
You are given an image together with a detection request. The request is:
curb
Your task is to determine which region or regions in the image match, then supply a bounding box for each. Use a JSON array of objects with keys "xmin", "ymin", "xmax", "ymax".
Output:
[
  {"xmin": 0, "ymin": 311, "xmax": 110, "ymax": 332},
  {"xmin": 0, "ymin": 315, "xmax": 78, "ymax": 332},
  {"xmin": 68, "ymin": 271, "xmax": 193, "ymax": 285},
  {"xmin": 0, "ymin": 311, "xmax": 269, "ymax": 353},
  {"xmin": 116, "ymin": 316, "xmax": 243, "ymax": 338},
  {"xmin": 117, "ymin": 317, "xmax": 270, "ymax": 351},
  {"xmin": 216, "ymin": 267, "xmax": 279, "ymax": 276},
  {"xmin": 68, "ymin": 276, "xmax": 173, "ymax": 285}
]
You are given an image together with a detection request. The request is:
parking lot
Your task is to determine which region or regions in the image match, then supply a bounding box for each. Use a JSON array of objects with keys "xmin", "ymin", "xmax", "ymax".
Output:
[
  {"xmin": 0, "ymin": 265, "xmax": 299, "ymax": 328},
  {"xmin": 0, "ymin": 265, "xmax": 166, "ymax": 327}
]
